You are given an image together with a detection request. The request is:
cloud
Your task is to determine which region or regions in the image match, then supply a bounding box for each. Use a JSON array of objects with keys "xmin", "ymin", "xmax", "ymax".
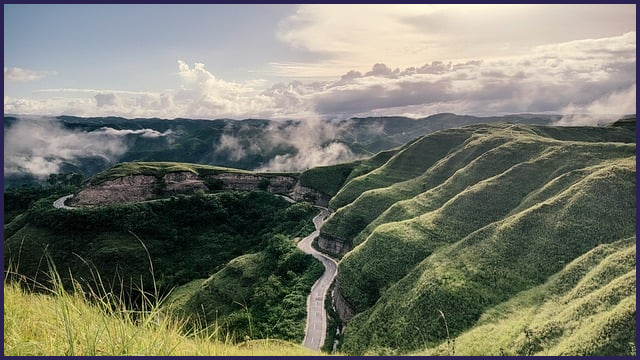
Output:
[
  {"xmin": 3, "ymin": 32, "xmax": 635, "ymax": 121},
  {"xmin": 215, "ymin": 133, "xmax": 256, "ymax": 162},
  {"xmin": 96, "ymin": 127, "xmax": 173, "ymax": 138},
  {"xmin": 3, "ymin": 120, "xmax": 172, "ymax": 178},
  {"xmin": 4, "ymin": 119, "xmax": 127, "ymax": 178},
  {"xmin": 95, "ymin": 93, "xmax": 120, "ymax": 107},
  {"xmin": 259, "ymin": 141, "xmax": 355, "ymax": 172},
  {"xmin": 556, "ymin": 84, "xmax": 636, "ymax": 126},
  {"xmin": 254, "ymin": 117, "xmax": 357, "ymax": 171},
  {"xmin": 4, "ymin": 67, "xmax": 56, "ymax": 82},
  {"xmin": 275, "ymin": 4, "xmax": 636, "ymax": 77}
]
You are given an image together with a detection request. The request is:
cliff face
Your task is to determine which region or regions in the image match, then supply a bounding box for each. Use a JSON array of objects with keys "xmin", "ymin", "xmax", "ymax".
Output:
[
  {"xmin": 333, "ymin": 281, "xmax": 356, "ymax": 322},
  {"xmin": 70, "ymin": 175, "xmax": 158, "ymax": 206},
  {"xmin": 289, "ymin": 183, "xmax": 331, "ymax": 207},
  {"xmin": 317, "ymin": 232, "xmax": 351, "ymax": 256},
  {"xmin": 70, "ymin": 171, "xmax": 322, "ymax": 207},
  {"xmin": 163, "ymin": 172, "xmax": 208, "ymax": 193}
]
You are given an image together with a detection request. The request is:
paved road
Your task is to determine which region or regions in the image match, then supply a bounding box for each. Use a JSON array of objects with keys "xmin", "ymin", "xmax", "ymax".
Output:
[
  {"xmin": 52, "ymin": 194, "xmax": 76, "ymax": 209},
  {"xmin": 297, "ymin": 207, "xmax": 337, "ymax": 351},
  {"xmin": 53, "ymin": 192, "xmax": 335, "ymax": 349}
]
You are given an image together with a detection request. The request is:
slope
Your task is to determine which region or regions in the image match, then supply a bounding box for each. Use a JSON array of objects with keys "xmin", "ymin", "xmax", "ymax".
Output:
[
  {"xmin": 413, "ymin": 236, "xmax": 635, "ymax": 356},
  {"xmin": 319, "ymin": 120, "xmax": 635, "ymax": 355},
  {"xmin": 4, "ymin": 190, "xmax": 319, "ymax": 343}
]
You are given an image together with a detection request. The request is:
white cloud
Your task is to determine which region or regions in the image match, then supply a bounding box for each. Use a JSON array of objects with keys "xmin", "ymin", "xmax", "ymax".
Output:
[
  {"xmin": 275, "ymin": 4, "xmax": 636, "ymax": 77},
  {"xmin": 96, "ymin": 127, "xmax": 173, "ymax": 138},
  {"xmin": 3, "ymin": 120, "xmax": 175, "ymax": 178},
  {"xmin": 4, "ymin": 119, "xmax": 127, "ymax": 178},
  {"xmin": 556, "ymin": 85, "xmax": 637, "ymax": 126},
  {"xmin": 3, "ymin": 32, "xmax": 635, "ymax": 121},
  {"xmin": 4, "ymin": 67, "xmax": 56, "ymax": 82}
]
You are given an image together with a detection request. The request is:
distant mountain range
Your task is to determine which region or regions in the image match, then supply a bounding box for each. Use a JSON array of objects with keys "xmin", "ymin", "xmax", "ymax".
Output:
[{"xmin": 3, "ymin": 113, "xmax": 558, "ymax": 187}]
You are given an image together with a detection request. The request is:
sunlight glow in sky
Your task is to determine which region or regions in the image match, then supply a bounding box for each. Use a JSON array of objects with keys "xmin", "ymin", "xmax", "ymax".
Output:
[{"xmin": 4, "ymin": 4, "xmax": 636, "ymax": 120}]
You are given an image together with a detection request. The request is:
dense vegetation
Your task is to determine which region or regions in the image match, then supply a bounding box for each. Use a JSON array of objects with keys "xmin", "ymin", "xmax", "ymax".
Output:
[
  {"xmin": 164, "ymin": 235, "xmax": 323, "ymax": 342},
  {"xmin": 316, "ymin": 119, "xmax": 635, "ymax": 355},
  {"xmin": 4, "ymin": 190, "xmax": 319, "ymax": 342},
  {"xmin": 414, "ymin": 237, "xmax": 636, "ymax": 356},
  {"xmin": 4, "ymin": 115, "xmax": 635, "ymax": 356}
]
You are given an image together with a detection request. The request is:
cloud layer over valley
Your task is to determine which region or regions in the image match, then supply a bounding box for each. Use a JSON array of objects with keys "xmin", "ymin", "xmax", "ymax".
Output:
[{"xmin": 3, "ymin": 119, "xmax": 172, "ymax": 178}]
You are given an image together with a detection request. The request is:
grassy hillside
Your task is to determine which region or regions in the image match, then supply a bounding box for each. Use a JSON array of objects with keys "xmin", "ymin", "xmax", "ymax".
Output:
[
  {"xmin": 89, "ymin": 161, "xmax": 255, "ymax": 185},
  {"xmin": 321, "ymin": 120, "xmax": 635, "ymax": 355},
  {"xmin": 413, "ymin": 237, "xmax": 636, "ymax": 356},
  {"xmin": 4, "ymin": 190, "xmax": 319, "ymax": 343},
  {"xmin": 164, "ymin": 236, "xmax": 324, "ymax": 342},
  {"xmin": 298, "ymin": 149, "xmax": 397, "ymax": 197},
  {"xmin": 3, "ymin": 278, "xmax": 323, "ymax": 356}
]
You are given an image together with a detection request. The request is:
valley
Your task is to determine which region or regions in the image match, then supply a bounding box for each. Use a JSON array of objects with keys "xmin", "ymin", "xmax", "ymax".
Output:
[{"xmin": 4, "ymin": 114, "xmax": 636, "ymax": 356}]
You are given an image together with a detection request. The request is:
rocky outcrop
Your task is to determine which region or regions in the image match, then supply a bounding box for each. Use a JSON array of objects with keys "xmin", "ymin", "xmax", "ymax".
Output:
[
  {"xmin": 70, "ymin": 175, "xmax": 158, "ymax": 206},
  {"xmin": 290, "ymin": 183, "xmax": 331, "ymax": 207},
  {"xmin": 265, "ymin": 175, "xmax": 298, "ymax": 193},
  {"xmin": 70, "ymin": 170, "xmax": 328, "ymax": 207},
  {"xmin": 163, "ymin": 172, "xmax": 208, "ymax": 193},
  {"xmin": 333, "ymin": 281, "xmax": 356, "ymax": 322},
  {"xmin": 317, "ymin": 232, "xmax": 351, "ymax": 256},
  {"xmin": 205, "ymin": 173, "xmax": 297, "ymax": 193}
]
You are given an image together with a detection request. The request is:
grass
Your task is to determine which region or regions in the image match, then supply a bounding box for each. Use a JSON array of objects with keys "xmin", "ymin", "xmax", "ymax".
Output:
[
  {"xmin": 413, "ymin": 237, "xmax": 636, "ymax": 356},
  {"xmin": 326, "ymin": 121, "xmax": 636, "ymax": 355},
  {"xmin": 164, "ymin": 237, "xmax": 324, "ymax": 343},
  {"xmin": 299, "ymin": 148, "xmax": 398, "ymax": 197},
  {"xmin": 5, "ymin": 191, "xmax": 320, "ymax": 344},
  {"xmin": 89, "ymin": 161, "xmax": 252, "ymax": 184},
  {"xmin": 3, "ymin": 271, "xmax": 324, "ymax": 356}
]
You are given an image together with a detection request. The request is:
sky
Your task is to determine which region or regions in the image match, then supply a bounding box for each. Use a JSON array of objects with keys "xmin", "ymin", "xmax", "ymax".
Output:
[{"xmin": 3, "ymin": 4, "xmax": 637, "ymax": 122}]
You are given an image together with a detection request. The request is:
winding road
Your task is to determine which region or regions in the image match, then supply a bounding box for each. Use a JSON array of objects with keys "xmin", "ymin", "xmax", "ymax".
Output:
[
  {"xmin": 297, "ymin": 207, "xmax": 337, "ymax": 351},
  {"xmin": 55, "ymin": 191, "xmax": 336, "ymax": 350},
  {"xmin": 52, "ymin": 194, "xmax": 75, "ymax": 209}
]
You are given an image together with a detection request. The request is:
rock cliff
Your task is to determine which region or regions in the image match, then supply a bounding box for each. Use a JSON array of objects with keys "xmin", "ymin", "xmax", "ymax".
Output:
[{"xmin": 70, "ymin": 171, "xmax": 325, "ymax": 207}]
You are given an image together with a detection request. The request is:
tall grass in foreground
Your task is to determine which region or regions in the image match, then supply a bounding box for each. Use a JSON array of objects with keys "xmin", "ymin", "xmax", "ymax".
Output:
[{"xmin": 3, "ymin": 267, "xmax": 322, "ymax": 356}]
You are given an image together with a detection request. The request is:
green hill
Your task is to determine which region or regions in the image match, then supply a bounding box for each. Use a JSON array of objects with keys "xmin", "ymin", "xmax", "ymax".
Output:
[
  {"xmin": 414, "ymin": 236, "xmax": 636, "ymax": 356},
  {"xmin": 317, "ymin": 120, "xmax": 635, "ymax": 355},
  {"xmin": 4, "ymin": 115, "xmax": 635, "ymax": 355},
  {"xmin": 163, "ymin": 235, "xmax": 323, "ymax": 343},
  {"xmin": 3, "ymin": 278, "xmax": 324, "ymax": 356},
  {"xmin": 4, "ymin": 190, "xmax": 320, "ymax": 343}
]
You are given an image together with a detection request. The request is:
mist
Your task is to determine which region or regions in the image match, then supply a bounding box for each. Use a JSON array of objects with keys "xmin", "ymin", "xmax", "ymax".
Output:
[
  {"xmin": 3, "ymin": 118, "xmax": 171, "ymax": 178},
  {"xmin": 213, "ymin": 118, "xmax": 364, "ymax": 172},
  {"xmin": 555, "ymin": 85, "xmax": 636, "ymax": 126}
]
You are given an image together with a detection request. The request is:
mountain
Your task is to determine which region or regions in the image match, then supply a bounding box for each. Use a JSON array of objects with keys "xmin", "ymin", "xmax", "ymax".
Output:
[
  {"xmin": 3, "ymin": 113, "xmax": 557, "ymax": 188},
  {"xmin": 4, "ymin": 189, "xmax": 322, "ymax": 342},
  {"xmin": 4, "ymin": 114, "xmax": 635, "ymax": 355},
  {"xmin": 314, "ymin": 117, "xmax": 635, "ymax": 355}
]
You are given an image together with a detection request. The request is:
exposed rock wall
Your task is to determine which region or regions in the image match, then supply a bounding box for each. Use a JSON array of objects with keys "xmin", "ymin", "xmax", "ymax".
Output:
[
  {"xmin": 163, "ymin": 172, "xmax": 208, "ymax": 193},
  {"xmin": 70, "ymin": 175, "xmax": 157, "ymax": 206},
  {"xmin": 290, "ymin": 183, "xmax": 331, "ymax": 207},
  {"xmin": 333, "ymin": 281, "xmax": 356, "ymax": 322},
  {"xmin": 317, "ymin": 232, "xmax": 351, "ymax": 256},
  {"xmin": 70, "ymin": 171, "xmax": 326, "ymax": 207}
]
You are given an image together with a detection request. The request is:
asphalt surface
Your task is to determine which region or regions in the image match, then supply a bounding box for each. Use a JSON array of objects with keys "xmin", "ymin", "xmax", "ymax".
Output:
[
  {"xmin": 297, "ymin": 207, "xmax": 337, "ymax": 351},
  {"xmin": 52, "ymin": 194, "xmax": 75, "ymax": 209},
  {"xmin": 53, "ymin": 192, "xmax": 335, "ymax": 350}
]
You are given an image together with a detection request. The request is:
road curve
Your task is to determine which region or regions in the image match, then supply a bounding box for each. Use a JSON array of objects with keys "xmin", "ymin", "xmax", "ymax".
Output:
[
  {"xmin": 53, "ymin": 192, "xmax": 335, "ymax": 349},
  {"xmin": 297, "ymin": 207, "xmax": 337, "ymax": 351},
  {"xmin": 53, "ymin": 194, "xmax": 76, "ymax": 210}
]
